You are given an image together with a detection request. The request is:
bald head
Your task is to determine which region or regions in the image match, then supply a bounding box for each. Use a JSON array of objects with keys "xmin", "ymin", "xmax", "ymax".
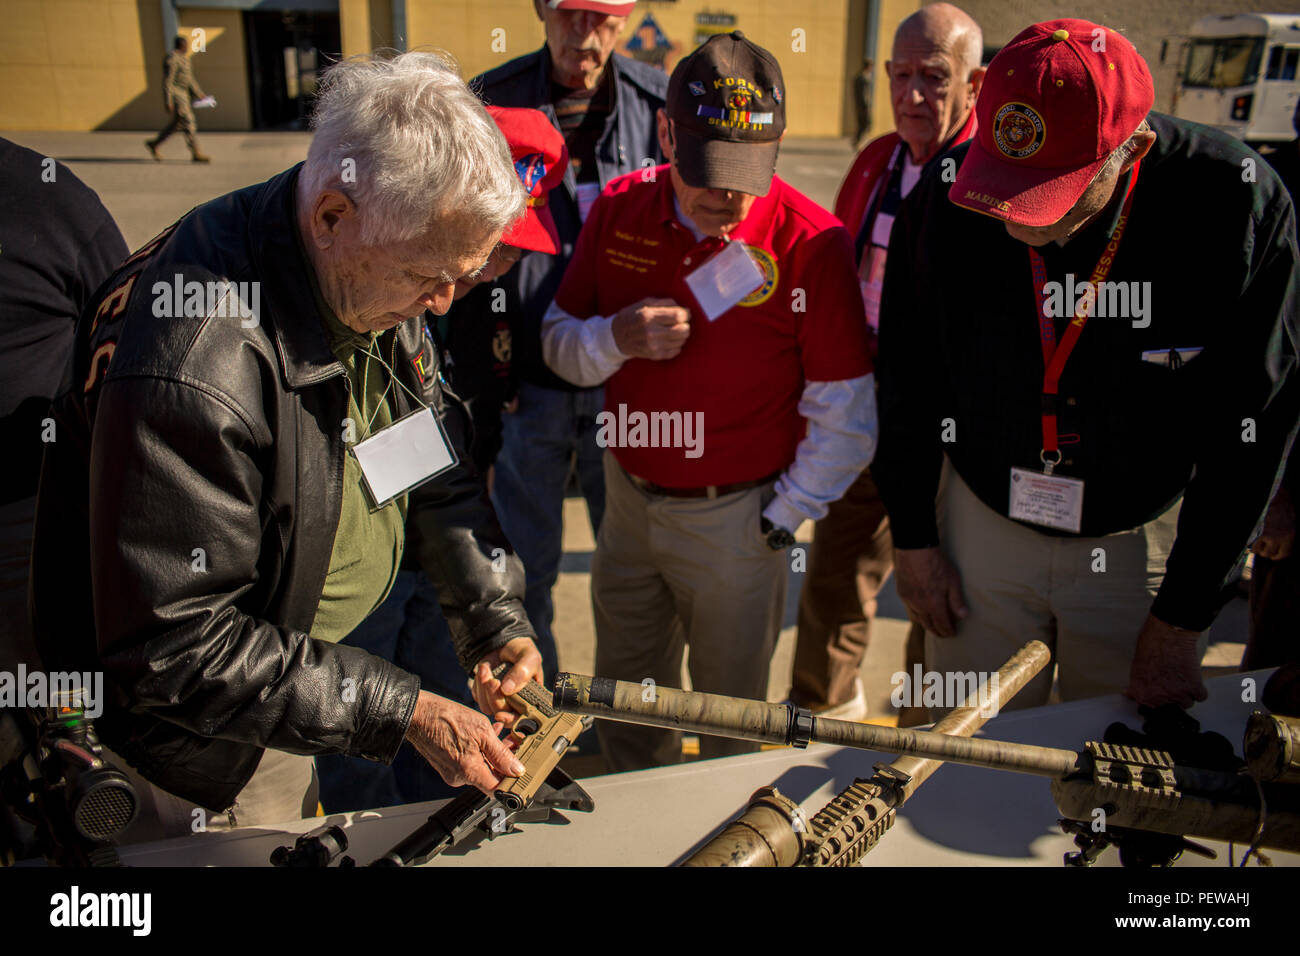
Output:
[
  {"xmin": 895, "ymin": 3, "xmax": 983, "ymax": 78},
  {"xmin": 888, "ymin": 3, "xmax": 985, "ymax": 162}
]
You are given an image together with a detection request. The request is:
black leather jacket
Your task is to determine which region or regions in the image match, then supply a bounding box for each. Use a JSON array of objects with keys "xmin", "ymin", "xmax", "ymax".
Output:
[{"xmin": 30, "ymin": 165, "xmax": 534, "ymax": 811}]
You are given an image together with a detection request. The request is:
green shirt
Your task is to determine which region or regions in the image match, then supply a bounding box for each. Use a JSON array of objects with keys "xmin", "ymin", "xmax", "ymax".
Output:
[{"xmin": 308, "ymin": 274, "xmax": 409, "ymax": 643}]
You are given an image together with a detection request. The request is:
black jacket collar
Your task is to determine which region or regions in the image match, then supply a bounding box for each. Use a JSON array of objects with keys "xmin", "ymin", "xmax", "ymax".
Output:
[{"xmin": 248, "ymin": 163, "xmax": 346, "ymax": 390}]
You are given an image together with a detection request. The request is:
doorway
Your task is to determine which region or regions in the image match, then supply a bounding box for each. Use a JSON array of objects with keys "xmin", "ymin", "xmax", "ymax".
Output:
[{"xmin": 244, "ymin": 9, "xmax": 341, "ymax": 130}]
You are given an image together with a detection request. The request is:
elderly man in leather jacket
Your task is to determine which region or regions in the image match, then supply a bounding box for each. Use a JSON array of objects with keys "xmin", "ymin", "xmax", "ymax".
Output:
[{"xmin": 29, "ymin": 52, "xmax": 542, "ymax": 837}]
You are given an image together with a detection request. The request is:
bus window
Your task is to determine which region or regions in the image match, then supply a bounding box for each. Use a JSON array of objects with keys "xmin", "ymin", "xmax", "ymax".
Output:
[{"xmin": 1268, "ymin": 46, "xmax": 1300, "ymax": 81}]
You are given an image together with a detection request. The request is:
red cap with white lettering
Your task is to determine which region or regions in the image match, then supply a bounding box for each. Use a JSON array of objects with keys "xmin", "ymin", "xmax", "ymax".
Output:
[{"xmin": 948, "ymin": 20, "xmax": 1154, "ymax": 226}]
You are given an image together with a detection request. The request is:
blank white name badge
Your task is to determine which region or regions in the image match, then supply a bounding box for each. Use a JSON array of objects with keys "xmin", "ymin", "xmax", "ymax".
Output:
[
  {"xmin": 1008, "ymin": 467, "xmax": 1084, "ymax": 533},
  {"xmin": 353, "ymin": 408, "xmax": 457, "ymax": 508},
  {"xmin": 684, "ymin": 239, "xmax": 765, "ymax": 321}
]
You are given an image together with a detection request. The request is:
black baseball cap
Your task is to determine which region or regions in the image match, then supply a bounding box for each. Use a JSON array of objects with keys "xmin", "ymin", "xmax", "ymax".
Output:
[{"xmin": 666, "ymin": 31, "xmax": 786, "ymax": 196}]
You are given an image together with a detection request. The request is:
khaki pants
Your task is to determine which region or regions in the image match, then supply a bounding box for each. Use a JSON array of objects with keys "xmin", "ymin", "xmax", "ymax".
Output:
[
  {"xmin": 928, "ymin": 462, "xmax": 1201, "ymax": 715},
  {"xmin": 104, "ymin": 745, "xmax": 318, "ymax": 845},
  {"xmin": 592, "ymin": 452, "xmax": 788, "ymax": 770},
  {"xmin": 151, "ymin": 103, "xmax": 201, "ymax": 154}
]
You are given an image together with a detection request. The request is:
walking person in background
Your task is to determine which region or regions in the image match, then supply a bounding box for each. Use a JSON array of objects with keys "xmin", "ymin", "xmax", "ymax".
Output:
[
  {"xmin": 852, "ymin": 59, "xmax": 873, "ymax": 146},
  {"xmin": 146, "ymin": 36, "xmax": 213, "ymax": 163}
]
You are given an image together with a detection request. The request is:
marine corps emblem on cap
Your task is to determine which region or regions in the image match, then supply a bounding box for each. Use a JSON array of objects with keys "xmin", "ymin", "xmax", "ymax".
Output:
[
  {"xmin": 992, "ymin": 102, "xmax": 1046, "ymax": 160},
  {"xmin": 727, "ymin": 90, "xmax": 751, "ymax": 110}
]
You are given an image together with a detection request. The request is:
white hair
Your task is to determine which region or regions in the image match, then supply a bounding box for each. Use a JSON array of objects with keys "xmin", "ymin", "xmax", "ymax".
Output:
[{"xmin": 302, "ymin": 51, "xmax": 525, "ymax": 247}]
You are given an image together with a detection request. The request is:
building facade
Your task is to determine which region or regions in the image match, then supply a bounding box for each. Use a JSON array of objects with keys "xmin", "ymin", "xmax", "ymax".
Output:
[{"xmin": 1, "ymin": 1, "xmax": 1291, "ymax": 136}]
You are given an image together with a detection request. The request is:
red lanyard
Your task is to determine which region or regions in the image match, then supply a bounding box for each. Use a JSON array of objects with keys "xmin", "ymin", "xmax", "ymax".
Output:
[{"xmin": 1027, "ymin": 162, "xmax": 1140, "ymax": 471}]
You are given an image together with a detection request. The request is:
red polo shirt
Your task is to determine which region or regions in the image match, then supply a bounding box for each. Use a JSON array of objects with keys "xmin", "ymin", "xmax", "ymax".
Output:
[{"xmin": 553, "ymin": 166, "xmax": 871, "ymax": 487}]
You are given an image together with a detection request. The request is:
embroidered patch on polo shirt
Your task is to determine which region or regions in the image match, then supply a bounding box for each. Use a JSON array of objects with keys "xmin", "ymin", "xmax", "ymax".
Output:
[{"xmin": 738, "ymin": 246, "xmax": 778, "ymax": 307}]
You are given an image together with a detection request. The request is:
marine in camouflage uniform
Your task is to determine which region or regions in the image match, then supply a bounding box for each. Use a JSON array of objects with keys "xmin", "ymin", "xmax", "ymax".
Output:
[{"xmin": 146, "ymin": 37, "xmax": 210, "ymax": 162}]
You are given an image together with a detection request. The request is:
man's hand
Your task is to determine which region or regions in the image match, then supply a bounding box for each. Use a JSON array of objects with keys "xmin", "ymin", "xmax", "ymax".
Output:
[
  {"xmin": 1125, "ymin": 613, "xmax": 1208, "ymax": 709},
  {"xmin": 404, "ymin": 690, "xmax": 526, "ymax": 794},
  {"xmin": 611, "ymin": 297, "xmax": 691, "ymax": 361},
  {"xmin": 894, "ymin": 546, "xmax": 968, "ymax": 637},
  {"xmin": 473, "ymin": 635, "xmax": 543, "ymax": 727},
  {"xmin": 1251, "ymin": 487, "xmax": 1295, "ymax": 561}
]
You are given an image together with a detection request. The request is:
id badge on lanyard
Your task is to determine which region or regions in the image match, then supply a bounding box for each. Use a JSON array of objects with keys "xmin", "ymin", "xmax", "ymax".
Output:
[
  {"xmin": 1008, "ymin": 163, "xmax": 1140, "ymax": 533},
  {"xmin": 683, "ymin": 238, "xmax": 766, "ymax": 321},
  {"xmin": 353, "ymin": 406, "xmax": 458, "ymax": 508}
]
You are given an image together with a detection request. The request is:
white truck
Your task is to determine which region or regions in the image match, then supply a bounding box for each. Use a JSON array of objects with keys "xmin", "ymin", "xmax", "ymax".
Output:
[{"xmin": 1169, "ymin": 13, "xmax": 1300, "ymax": 146}]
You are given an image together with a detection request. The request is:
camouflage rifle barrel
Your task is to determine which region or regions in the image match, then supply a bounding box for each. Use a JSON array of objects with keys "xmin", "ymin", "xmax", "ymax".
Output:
[
  {"xmin": 553, "ymin": 640, "xmax": 1080, "ymax": 778},
  {"xmin": 681, "ymin": 640, "xmax": 1053, "ymax": 867},
  {"xmin": 1244, "ymin": 712, "xmax": 1300, "ymax": 785}
]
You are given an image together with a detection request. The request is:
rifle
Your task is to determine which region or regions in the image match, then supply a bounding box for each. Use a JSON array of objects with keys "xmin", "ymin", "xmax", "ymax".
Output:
[
  {"xmin": 553, "ymin": 651, "xmax": 1300, "ymax": 866},
  {"xmin": 682, "ymin": 641, "xmax": 1049, "ymax": 866},
  {"xmin": 274, "ymin": 665, "xmax": 595, "ymax": 867}
]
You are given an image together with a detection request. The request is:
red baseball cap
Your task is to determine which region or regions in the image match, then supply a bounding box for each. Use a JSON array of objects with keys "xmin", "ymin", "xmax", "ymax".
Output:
[
  {"xmin": 545, "ymin": 0, "xmax": 636, "ymax": 16},
  {"xmin": 487, "ymin": 106, "xmax": 569, "ymax": 255},
  {"xmin": 949, "ymin": 20, "xmax": 1154, "ymax": 227}
]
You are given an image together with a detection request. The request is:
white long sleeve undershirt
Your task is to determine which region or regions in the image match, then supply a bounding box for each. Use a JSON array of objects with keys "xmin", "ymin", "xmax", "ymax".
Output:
[{"xmin": 541, "ymin": 303, "xmax": 877, "ymax": 530}]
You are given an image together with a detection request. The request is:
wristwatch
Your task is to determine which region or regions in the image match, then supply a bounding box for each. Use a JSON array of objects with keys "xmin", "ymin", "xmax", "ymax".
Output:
[{"xmin": 760, "ymin": 517, "xmax": 796, "ymax": 551}]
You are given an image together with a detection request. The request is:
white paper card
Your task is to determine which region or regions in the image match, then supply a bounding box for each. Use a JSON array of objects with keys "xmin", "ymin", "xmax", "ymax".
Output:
[
  {"xmin": 353, "ymin": 408, "xmax": 456, "ymax": 507},
  {"xmin": 1008, "ymin": 466, "xmax": 1084, "ymax": 533},
  {"xmin": 683, "ymin": 240, "xmax": 765, "ymax": 321},
  {"xmin": 576, "ymin": 182, "xmax": 600, "ymax": 224}
]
